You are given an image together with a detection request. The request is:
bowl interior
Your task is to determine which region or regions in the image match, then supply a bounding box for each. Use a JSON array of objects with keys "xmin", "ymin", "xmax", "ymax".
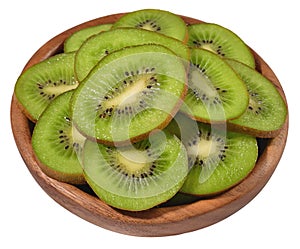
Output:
[{"xmin": 10, "ymin": 13, "xmax": 288, "ymax": 237}]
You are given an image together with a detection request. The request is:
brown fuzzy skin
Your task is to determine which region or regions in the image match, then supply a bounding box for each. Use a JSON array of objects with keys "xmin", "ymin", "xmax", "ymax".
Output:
[
  {"xmin": 32, "ymin": 151, "xmax": 86, "ymax": 185},
  {"xmin": 181, "ymin": 108, "xmax": 287, "ymax": 138},
  {"xmin": 226, "ymin": 121, "xmax": 286, "ymax": 138},
  {"xmin": 15, "ymin": 94, "xmax": 37, "ymax": 123},
  {"xmin": 182, "ymin": 27, "xmax": 189, "ymax": 44}
]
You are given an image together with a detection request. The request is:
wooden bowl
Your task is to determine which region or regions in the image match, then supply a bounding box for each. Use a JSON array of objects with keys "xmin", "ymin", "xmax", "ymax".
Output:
[{"xmin": 10, "ymin": 13, "xmax": 288, "ymax": 237}]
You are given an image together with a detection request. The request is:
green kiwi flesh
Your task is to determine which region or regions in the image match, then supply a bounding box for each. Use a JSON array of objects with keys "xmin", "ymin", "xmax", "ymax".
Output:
[
  {"xmin": 64, "ymin": 23, "xmax": 112, "ymax": 53},
  {"xmin": 187, "ymin": 23, "xmax": 255, "ymax": 68},
  {"xmin": 14, "ymin": 52, "xmax": 78, "ymax": 121},
  {"xmin": 71, "ymin": 44, "xmax": 187, "ymax": 145},
  {"xmin": 180, "ymin": 121, "xmax": 258, "ymax": 196},
  {"xmin": 32, "ymin": 90, "xmax": 86, "ymax": 184},
  {"xmin": 83, "ymin": 131, "xmax": 188, "ymax": 211},
  {"xmin": 74, "ymin": 27, "xmax": 190, "ymax": 82},
  {"xmin": 112, "ymin": 9, "xmax": 188, "ymax": 42},
  {"xmin": 226, "ymin": 59, "xmax": 288, "ymax": 137},
  {"xmin": 181, "ymin": 48, "xmax": 249, "ymax": 122}
]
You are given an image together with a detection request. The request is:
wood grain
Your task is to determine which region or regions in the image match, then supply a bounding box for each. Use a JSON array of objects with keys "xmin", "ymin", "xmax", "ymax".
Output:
[{"xmin": 10, "ymin": 13, "xmax": 288, "ymax": 237}]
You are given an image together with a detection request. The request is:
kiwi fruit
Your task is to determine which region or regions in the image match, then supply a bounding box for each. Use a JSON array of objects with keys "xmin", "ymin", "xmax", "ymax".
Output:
[
  {"xmin": 181, "ymin": 48, "xmax": 249, "ymax": 122},
  {"xmin": 64, "ymin": 23, "xmax": 112, "ymax": 53},
  {"xmin": 31, "ymin": 90, "xmax": 86, "ymax": 184},
  {"xmin": 178, "ymin": 116, "xmax": 258, "ymax": 196},
  {"xmin": 82, "ymin": 130, "xmax": 188, "ymax": 211},
  {"xmin": 14, "ymin": 52, "xmax": 78, "ymax": 121},
  {"xmin": 74, "ymin": 27, "xmax": 190, "ymax": 82},
  {"xmin": 112, "ymin": 9, "xmax": 188, "ymax": 42},
  {"xmin": 14, "ymin": 9, "xmax": 286, "ymax": 213},
  {"xmin": 187, "ymin": 23, "xmax": 255, "ymax": 68},
  {"xmin": 226, "ymin": 59, "xmax": 288, "ymax": 137},
  {"xmin": 71, "ymin": 44, "xmax": 187, "ymax": 145}
]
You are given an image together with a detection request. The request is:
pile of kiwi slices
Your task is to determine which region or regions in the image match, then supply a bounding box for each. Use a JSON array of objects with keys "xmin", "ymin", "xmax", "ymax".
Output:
[{"xmin": 14, "ymin": 9, "xmax": 287, "ymax": 211}]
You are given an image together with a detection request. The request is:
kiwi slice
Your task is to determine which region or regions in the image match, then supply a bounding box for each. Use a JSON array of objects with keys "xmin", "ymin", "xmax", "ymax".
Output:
[
  {"xmin": 82, "ymin": 131, "xmax": 188, "ymax": 211},
  {"xmin": 64, "ymin": 23, "xmax": 112, "ymax": 53},
  {"xmin": 32, "ymin": 90, "xmax": 86, "ymax": 184},
  {"xmin": 14, "ymin": 52, "xmax": 78, "ymax": 121},
  {"xmin": 74, "ymin": 27, "xmax": 190, "ymax": 82},
  {"xmin": 71, "ymin": 44, "xmax": 187, "ymax": 145},
  {"xmin": 180, "ymin": 119, "xmax": 258, "ymax": 196},
  {"xmin": 187, "ymin": 23, "xmax": 255, "ymax": 68},
  {"xmin": 181, "ymin": 48, "xmax": 249, "ymax": 122},
  {"xmin": 226, "ymin": 59, "xmax": 288, "ymax": 137},
  {"xmin": 112, "ymin": 9, "xmax": 188, "ymax": 42}
]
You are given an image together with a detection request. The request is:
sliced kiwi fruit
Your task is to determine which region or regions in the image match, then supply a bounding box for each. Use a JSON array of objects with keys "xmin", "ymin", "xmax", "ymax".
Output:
[
  {"xmin": 74, "ymin": 27, "xmax": 190, "ymax": 82},
  {"xmin": 187, "ymin": 23, "xmax": 255, "ymax": 68},
  {"xmin": 32, "ymin": 90, "xmax": 86, "ymax": 184},
  {"xmin": 112, "ymin": 9, "xmax": 188, "ymax": 42},
  {"xmin": 226, "ymin": 59, "xmax": 288, "ymax": 137},
  {"xmin": 71, "ymin": 44, "xmax": 187, "ymax": 145},
  {"xmin": 14, "ymin": 10, "xmax": 285, "ymax": 212},
  {"xmin": 14, "ymin": 52, "xmax": 78, "ymax": 121},
  {"xmin": 181, "ymin": 48, "xmax": 249, "ymax": 123},
  {"xmin": 82, "ymin": 130, "xmax": 188, "ymax": 211},
  {"xmin": 179, "ymin": 119, "xmax": 258, "ymax": 196},
  {"xmin": 64, "ymin": 23, "xmax": 112, "ymax": 53}
]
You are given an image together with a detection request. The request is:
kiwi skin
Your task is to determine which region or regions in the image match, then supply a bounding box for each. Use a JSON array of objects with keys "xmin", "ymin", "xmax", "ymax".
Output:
[
  {"xmin": 34, "ymin": 155, "xmax": 86, "ymax": 185},
  {"xmin": 227, "ymin": 121, "xmax": 286, "ymax": 138}
]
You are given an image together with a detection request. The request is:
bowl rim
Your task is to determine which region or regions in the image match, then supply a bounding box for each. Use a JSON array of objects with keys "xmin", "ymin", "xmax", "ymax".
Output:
[{"xmin": 10, "ymin": 12, "xmax": 289, "ymax": 237}]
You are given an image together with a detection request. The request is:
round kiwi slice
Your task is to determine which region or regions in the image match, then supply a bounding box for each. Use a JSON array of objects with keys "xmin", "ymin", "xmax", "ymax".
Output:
[
  {"xmin": 74, "ymin": 27, "xmax": 190, "ymax": 82},
  {"xmin": 32, "ymin": 90, "xmax": 86, "ymax": 184},
  {"xmin": 82, "ymin": 131, "xmax": 188, "ymax": 211},
  {"xmin": 187, "ymin": 23, "xmax": 255, "ymax": 68},
  {"xmin": 181, "ymin": 48, "xmax": 249, "ymax": 123},
  {"xmin": 64, "ymin": 23, "xmax": 112, "ymax": 53},
  {"xmin": 112, "ymin": 9, "xmax": 188, "ymax": 42},
  {"xmin": 14, "ymin": 52, "xmax": 78, "ymax": 121},
  {"xmin": 71, "ymin": 44, "xmax": 187, "ymax": 145},
  {"xmin": 180, "ymin": 120, "xmax": 258, "ymax": 196},
  {"xmin": 226, "ymin": 59, "xmax": 288, "ymax": 137}
]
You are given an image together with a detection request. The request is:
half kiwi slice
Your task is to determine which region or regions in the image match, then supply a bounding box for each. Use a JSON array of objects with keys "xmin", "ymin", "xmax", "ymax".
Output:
[
  {"xmin": 14, "ymin": 52, "xmax": 78, "ymax": 121},
  {"xmin": 179, "ymin": 118, "xmax": 258, "ymax": 196},
  {"xmin": 82, "ymin": 131, "xmax": 188, "ymax": 211},
  {"xmin": 32, "ymin": 90, "xmax": 86, "ymax": 184},
  {"xmin": 74, "ymin": 27, "xmax": 190, "ymax": 82},
  {"xmin": 181, "ymin": 48, "xmax": 249, "ymax": 122},
  {"xmin": 187, "ymin": 23, "xmax": 255, "ymax": 68},
  {"xmin": 71, "ymin": 44, "xmax": 187, "ymax": 145},
  {"xmin": 226, "ymin": 59, "xmax": 288, "ymax": 137},
  {"xmin": 112, "ymin": 9, "xmax": 188, "ymax": 42},
  {"xmin": 64, "ymin": 23, "xmax": 112, "ymax": 53}
]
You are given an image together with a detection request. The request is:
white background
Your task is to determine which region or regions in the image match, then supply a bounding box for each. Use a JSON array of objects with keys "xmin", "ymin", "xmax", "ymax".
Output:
[{"xmin": 1, "ymin": 0, "xmax": 299, "ymax": 248}]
